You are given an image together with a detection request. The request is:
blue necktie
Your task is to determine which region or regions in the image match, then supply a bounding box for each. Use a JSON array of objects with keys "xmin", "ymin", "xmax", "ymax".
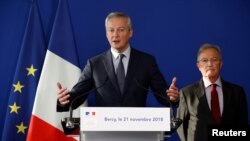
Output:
[{"xmin": 117, "ymin": 54, "xmax": 125, "ymax": 93}]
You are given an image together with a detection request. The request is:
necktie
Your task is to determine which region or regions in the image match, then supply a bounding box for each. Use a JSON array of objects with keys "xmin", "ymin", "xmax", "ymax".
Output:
[
  {"xmin": 211, "ymin": 84, "xmax": 221, "ymax": 124},
  {"xmin": 117, "ymin": 54, "xmax": 125, "ymax": 93}
]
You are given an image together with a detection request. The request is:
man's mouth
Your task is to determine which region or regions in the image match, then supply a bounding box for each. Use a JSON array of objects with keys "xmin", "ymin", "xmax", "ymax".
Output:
[{"xmin": 112, "ymin": 40, "xmax": 120, "ymax": 44}]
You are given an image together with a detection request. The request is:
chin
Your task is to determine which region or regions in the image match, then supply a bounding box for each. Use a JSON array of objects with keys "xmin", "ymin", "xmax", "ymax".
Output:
[{"xmin": 112, "ymin": 45, "xmax": 121, "ymax": 49}]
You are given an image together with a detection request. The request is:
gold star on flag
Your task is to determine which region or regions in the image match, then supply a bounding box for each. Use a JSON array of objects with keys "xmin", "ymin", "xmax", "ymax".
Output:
[
  {"xmin": 26, "ymin": 64, "xmax": 37, "ymax": 76},
  {"xmin": 16, "ymin": 122, "xmax": 27, "ymax": 134},
  {"xmin": 13, "ymin": 81, "xmax": 24, "ymax": 93},
  {"xmin": 9, "ymin": 102, "xmax": 21, "ymax": 114}
]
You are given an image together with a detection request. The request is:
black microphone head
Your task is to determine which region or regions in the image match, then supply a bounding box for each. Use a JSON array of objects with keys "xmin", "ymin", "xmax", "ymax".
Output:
[
  {"xmin": 66, "ymin": 119, "xmax": 75, "ymax": 128},
  {"xmin": 171, "ymin": 118, "xmax": 182, "ymax": 130},
  {"xmin": 61, "ymin": 117, "xmax": 80, "ymax": 135},
  {"xmin": 62, "ymin": 76, "xmax": 109, "ymax": 131}
]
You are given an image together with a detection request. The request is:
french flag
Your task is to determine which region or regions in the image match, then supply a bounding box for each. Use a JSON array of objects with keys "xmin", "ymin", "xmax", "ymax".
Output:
[{"xmin": 27, "ymin": 0, "xmax": 86, "ymax": 140}]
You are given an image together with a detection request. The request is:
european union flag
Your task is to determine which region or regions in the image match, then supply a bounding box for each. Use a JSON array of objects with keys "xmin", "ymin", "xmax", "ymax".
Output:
[{"xmin": 1, "ymin": 0, "xmax": 47, "ymax": 140}]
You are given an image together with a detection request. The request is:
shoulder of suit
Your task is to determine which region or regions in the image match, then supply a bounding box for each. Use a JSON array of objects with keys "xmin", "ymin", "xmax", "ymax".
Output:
[
  {"xmin": 221, "ymin": 79, "xmax": 244, "ymax": 90},
  {"xmin": 89, "ymin": 50, "xmax": 109, "ymax": 61},
  {"xmin": 181, "ymin": 81, "xmax": 201, "ymax": 91},
  {"xmin": 131, "ymin": 48, "xmax": 155, "ymax": 59}
]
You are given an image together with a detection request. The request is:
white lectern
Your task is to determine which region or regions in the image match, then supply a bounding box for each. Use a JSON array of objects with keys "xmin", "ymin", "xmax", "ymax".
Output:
[{"xmin": 80, "ymin": 107, "xmax": 170, "ymax": 141}]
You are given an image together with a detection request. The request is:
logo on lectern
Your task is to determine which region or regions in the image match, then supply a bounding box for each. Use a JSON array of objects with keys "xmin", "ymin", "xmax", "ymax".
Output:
[{"xmin": 85, "ymin": 111, "xmax": 96, "ymax": 117}]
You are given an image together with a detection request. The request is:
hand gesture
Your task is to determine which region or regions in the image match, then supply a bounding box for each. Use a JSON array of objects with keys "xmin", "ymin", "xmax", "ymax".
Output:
[
  {"xmin": 57, "ymin": 82, "xmax": 70, "ymax": 105},
  {"xmin": 166, "ymin": 77, "xmax": 179, "ymax": 102}
]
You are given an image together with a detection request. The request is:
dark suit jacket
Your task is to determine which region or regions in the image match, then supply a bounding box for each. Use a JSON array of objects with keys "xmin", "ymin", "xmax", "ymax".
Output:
[
  {"xmin": 57, "ymin": 48, "xmax": 170, "ymax": 111},
  {"xmin": 177, "ymin": 79, "xmax": 248, "ymax": 141}
]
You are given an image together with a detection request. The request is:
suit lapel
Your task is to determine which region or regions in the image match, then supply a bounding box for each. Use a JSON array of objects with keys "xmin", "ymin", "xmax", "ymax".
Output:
[
  {"xmin": 102, "ymin": 50, "xmax": 121, "ymax": 94},
  {"xmin": 195, "ymin": 80, "xmax": 206, "ymax": 99},
  {"xmin": 123, "ymin": 49, "xmax": 138, "ymax": 95},
  {"xmin": 220, "ymin": 80, "xmax": 229, "ymax": 121},
  {"xmin": 196, "ymin": 80, "xmax": 214, "ymax": 121},
  {"xmin": 102, "ymin": 48, "xmax": 139, "ymax": 96}
]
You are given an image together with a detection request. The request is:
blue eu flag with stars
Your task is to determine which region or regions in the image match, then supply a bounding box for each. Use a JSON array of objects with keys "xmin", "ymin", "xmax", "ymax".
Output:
[{"xmin": 1, "ymin": 0, "xmax": 47, "ymax": 140}]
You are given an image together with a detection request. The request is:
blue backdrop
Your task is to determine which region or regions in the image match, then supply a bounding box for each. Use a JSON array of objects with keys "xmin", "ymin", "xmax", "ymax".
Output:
[{"xmin": 0, "ymin": 0, "xmax": 250, "ymax": 140}]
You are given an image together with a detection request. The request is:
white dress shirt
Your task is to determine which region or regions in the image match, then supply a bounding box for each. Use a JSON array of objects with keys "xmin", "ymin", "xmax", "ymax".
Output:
[
  {"xmin": 203, "ymin": 77, "xmax": 224, "ymax": 116},
  {"xmin": 111, "ymin": 46, "xmax": 130, "ymax": 76}
]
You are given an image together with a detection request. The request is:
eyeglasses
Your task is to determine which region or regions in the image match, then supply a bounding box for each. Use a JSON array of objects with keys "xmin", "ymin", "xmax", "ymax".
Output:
[{"xmin": 198, "ymin": 58, "xmax": 220, "ymax": 64}]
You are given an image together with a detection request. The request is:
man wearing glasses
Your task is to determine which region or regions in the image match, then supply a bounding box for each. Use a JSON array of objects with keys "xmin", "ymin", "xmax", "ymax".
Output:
[{"xmin": 176, "ymin": 43, "xmax": 248, "ymax": 141}]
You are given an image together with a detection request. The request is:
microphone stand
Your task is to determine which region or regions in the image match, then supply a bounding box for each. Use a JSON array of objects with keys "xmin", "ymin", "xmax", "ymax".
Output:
[
  {"xmin": 65, "ymin": 106, "xmax": 75, "ymax": 128},
  {"xmin": 62, "ymin": 91, "xmax": 83, "ymax": 129},
  {"xmin": 62, "ymin": 77, "xmax": 109, "ymax": 130},
  {"xmin": 169, "ymin": 101, "xmax": 182, "ymax": 131},
  {"xmin": 134, "ymin": 79, "xmax": 182, "ymax": 135}
]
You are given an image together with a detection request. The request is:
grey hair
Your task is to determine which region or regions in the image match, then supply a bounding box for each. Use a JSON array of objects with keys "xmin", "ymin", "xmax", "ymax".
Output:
[
  {"xmin": 197, "ymin": 43, "xmax": 222, "ymax": 61},
  {"xmin": 105, "ymin": 12, "xmax": 132, "ymax": 30}
]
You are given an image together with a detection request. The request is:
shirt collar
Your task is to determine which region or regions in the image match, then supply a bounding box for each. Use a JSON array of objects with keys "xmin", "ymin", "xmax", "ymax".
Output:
[
  {"xmin": 203, "ymin": 76, "xmax": 222, "ymax": 88},
  {"xmin": 111, "ymin": 46, "xmax": 131, "ymax": 60}
]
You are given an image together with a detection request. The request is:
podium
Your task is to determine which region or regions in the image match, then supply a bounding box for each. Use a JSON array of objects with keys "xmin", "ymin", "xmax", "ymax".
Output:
[{"xmin": 79, "ymin": 107, "xmax": 170, "ymax": 141}]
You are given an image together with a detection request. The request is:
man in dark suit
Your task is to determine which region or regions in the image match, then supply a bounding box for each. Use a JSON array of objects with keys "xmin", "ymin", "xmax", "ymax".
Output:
[
  {"xmin": 57, "ymin": 12, "xmax": 179, "ymax": 111},
  {"xmin": 177, "ymin": 43, "xmax": 248, "ymax": 141}
]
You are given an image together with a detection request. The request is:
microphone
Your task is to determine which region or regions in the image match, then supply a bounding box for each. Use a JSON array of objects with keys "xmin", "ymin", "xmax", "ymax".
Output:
[
  {"xmin": 134, "ymin": 79, "xmax": 182, "ymax": 131},
  {"xmin": 134, "ymin": 79, "xmax": 171, "ymax": 105},
  {"xmin": 63, "ymin": 77, "xmax": 109, "ymax": 129}
]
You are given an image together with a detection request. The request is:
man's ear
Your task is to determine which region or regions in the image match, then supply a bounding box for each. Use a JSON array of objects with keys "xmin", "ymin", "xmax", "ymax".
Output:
[{"xmin": 129, "ymin": 29, "xmax": 133, "ymax": 38}]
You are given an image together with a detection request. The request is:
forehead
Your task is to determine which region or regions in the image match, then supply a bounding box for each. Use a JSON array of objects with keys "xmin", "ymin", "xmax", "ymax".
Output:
[{"xmin": 199, "ymin": 48, "xmax": 220, "ymax": 58}]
